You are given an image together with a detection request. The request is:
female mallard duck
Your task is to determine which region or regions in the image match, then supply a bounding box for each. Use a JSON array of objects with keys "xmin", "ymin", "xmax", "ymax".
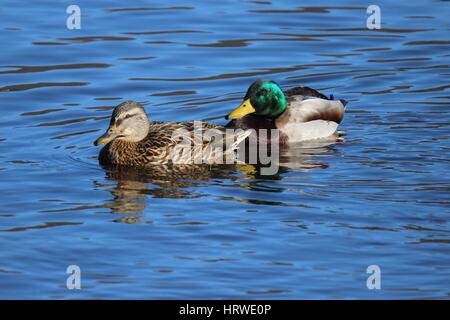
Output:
[
  {"xmin": 225, "ymin": 79, "xmax": 347, "ymax": 144},
  {"xmin": 94, "ymin": 101, "xmax": 250, "ymax": 166}
]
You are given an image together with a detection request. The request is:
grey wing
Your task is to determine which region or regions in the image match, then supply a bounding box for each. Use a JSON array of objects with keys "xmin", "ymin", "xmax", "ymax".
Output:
[
  {"xmin": 285, "ymin": 86, "xmax": 348, "ymax": 108},
  {"xmin": 285, "ymin": 86, "xmax": 330, "ymax": 100},
  {"xmin": 288, "ymin": 96, "xmax": 346, "ymax": 124}
]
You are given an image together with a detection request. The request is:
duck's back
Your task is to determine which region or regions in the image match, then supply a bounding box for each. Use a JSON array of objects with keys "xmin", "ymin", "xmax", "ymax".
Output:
[{"xmin": 100, "ymin": 121, "xmax": 250, "ymax": 166}]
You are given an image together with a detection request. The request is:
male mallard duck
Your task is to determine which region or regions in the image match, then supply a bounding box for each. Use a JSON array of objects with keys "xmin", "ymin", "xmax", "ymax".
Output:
[
  {"xmin": 94, "ymin": 101, "xmax": 250, "ymax": 166},
  {"xmin": 225, "ymin": 79, "xmax": 347, "ymax": 144}
]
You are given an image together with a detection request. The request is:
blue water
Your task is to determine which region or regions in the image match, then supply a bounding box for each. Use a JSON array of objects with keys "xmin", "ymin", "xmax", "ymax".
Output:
[{"xmin": 0, "ymin": 0, "xmax": 449, "ymax": 299}]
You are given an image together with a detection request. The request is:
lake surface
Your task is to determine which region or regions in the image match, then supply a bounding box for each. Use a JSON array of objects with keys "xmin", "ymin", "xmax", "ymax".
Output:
[{"xmin": 0, "ymin": 0, "xmax": 449, "ymax": 299}]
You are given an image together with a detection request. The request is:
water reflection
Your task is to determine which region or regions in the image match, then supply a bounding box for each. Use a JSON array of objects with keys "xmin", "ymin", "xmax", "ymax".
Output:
[
  {"xmin": 98, "ymin": 141, "xmax": 336, "ymax": 218},
  {"xmin": 99, "ymin": 164, "xmax": 239, "ymax": 218}
]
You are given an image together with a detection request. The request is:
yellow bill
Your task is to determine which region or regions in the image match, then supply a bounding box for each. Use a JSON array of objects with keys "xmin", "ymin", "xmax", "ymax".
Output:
[
  {"xmin": 94, "ymin": 129, "xmax": 116, "ymax": 146},
  {"xmin": 226, "ymin": 99, "xmax": 256, "ymax": 120}
]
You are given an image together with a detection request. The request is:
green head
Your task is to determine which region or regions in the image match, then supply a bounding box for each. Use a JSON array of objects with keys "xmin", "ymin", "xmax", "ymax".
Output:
[{"xmin": 226, "ymin": 79, "xmax": 288, "ymax": 120}]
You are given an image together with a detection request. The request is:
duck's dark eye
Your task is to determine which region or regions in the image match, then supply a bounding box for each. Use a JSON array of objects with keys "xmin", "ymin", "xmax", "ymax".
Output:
[
  {"xmin": 258, "ymin": 89, "xmax": 268, "ymax": 97},
  {"xmin": 115, "ymin": 113, "xmax": 134, "ymax": 126}
]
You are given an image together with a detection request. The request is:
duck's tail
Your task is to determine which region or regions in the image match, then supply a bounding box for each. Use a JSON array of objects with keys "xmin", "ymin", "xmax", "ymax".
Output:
[
  {"xmin": 201, "ymin": 129, "xmax": 252, "ymax": 164},
  {"xmin": 329, "ymin": 93, "xmax": 348, "ymax": 108},
  {"xmin": 227, "ymin": 129, "xmax": 252, "ymax": 152}
]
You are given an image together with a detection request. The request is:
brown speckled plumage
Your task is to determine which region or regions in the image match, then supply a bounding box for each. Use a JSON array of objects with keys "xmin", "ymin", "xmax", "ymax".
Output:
[{"xmin": 96, "ymin": 102, "xmax": 250, "ymax": 167}]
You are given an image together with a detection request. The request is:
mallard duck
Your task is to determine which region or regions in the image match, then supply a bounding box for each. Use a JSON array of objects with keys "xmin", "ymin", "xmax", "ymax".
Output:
[
  {"xmin": 225, "ymin": 79, "xmax": 347, "ymax": 144},
  {"xmin": 94, "ymin": 101, "xmax": 250, "ymax": 166}
]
